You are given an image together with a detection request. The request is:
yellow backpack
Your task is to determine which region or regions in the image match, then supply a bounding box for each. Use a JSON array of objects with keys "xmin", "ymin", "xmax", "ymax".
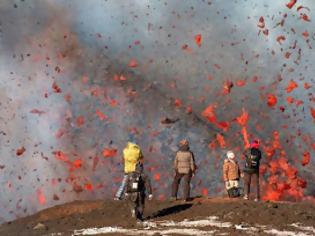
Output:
[{"xmin": 124, "ymin": 142, "xmax": 143, "ymax": 173}]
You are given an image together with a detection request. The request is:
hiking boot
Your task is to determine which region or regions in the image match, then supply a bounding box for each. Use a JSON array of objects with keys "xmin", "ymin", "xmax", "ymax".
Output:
[
  {"xmin": 243, "ymin": 195, "xmax": 249, "ymax": 200},
  {"xmin": 183, "ymin": 198, "xmax": 192, "ymax": 202},
  {"xmin": 254, "ymin": 198, "xmax": 260, "ymax": 202},
  {"xmin": 114, "ymin": 197, "xmax": 121, "ymax": 201},
  {"xmin": 137, "ymin": 215, "xmax": 144, "ymax": 222}
]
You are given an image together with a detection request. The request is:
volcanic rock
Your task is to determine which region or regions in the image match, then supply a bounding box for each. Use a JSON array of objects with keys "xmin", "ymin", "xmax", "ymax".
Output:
[{"xmin": 161, "ymin": 117, "xmax": 179, "ymax": 124}]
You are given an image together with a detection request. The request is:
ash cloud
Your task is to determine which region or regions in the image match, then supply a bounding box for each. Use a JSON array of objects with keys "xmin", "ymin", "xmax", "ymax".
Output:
[{"xmin": 0, "ymin": 0, "xmax": 314, "ymax": 223}]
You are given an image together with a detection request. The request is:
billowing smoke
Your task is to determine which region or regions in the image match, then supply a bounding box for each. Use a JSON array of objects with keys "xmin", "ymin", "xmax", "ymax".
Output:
[{"xmin": 0, "ymin": 0, "xmax": 314, "ymax": 223}]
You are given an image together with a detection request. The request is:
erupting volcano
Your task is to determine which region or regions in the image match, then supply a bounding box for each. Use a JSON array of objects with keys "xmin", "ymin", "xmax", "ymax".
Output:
[{"xmin": 0, "ymin": 0, "xmax": 314, "ymax": 229}]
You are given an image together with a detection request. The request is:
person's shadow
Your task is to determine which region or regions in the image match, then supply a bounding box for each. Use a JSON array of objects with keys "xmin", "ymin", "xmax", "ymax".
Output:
[{"xmin": 146, "ymin": 203, "xmax": 193, "ymax": 220}]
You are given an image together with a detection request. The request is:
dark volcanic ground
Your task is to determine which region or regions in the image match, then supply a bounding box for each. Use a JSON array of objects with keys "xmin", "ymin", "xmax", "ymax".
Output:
[{"xmin": 1, "ymin": 197, "xmax": 315, "ymax": 236}]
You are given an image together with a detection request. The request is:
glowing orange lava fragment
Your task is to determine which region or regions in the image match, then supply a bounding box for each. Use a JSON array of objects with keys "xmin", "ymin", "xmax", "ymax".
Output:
[
  {"xmin": 235, "ymin": 108, "xmax": 249, "ymax": 126},
  {"xmin": 223, "ymin": 81, "xmax": 234, "ymax": 94},
  {"xmin": 119, "ymin": 75, "xmax": 127, "ymax": 81},
  {"xmin": 194, "ymin": 34, "xmax": 202, "ymax": 47},
  {"xmin": 113, "ymin": 74, "xmax": 119, "ymax": 81},
  {"xmin": 85, "ymin": 183, "xmax": 93, "ymax": 191},
  {"xmin": 216, "ymin": 133, "xmax": 226, "ymax": 148},
  {"xmin": 302, "ymin": 31, "xmax": 309, "ymax": 38},
  {"xmin": 37, "ymin": 189, "xmax": 46, "ymax": 205},
  {"xmin": 186, "ymin": 105, "xmax": 193, "ymax": 114},
  {"xmin": 263, "ymin": 189, "xmax": 282, "ymax": 201},
  {"xmin": 110, "ymin": 99, "xmax": 118, "ymax": 107},
  {"xmin": 102, "ymin": 148, "xmax": 117, "ymax": 158},
  {"xmin": 286, "ymin": 0, "xmax": 297, "ymax": 9},
  {"xmin": 174, "ymin": 98, "xmax": 182, "ymax": 107},
  {"xmin": 287, "ymin": 96, "xmax": 295, "ymax": 104},
  {"xmin": 301, "ymin": 152, "xmax": 310, "ymax": 166},
  {"xmin": 202, "ymin": 188, "xmax": 208, "ymax": 196},
  {"xmin": 76, "ymin": 116, "xmax": 85, "ymax": 127},
  {"xmin": 202, "ymin": 105, "xmax": 217, "ymax": 123},
  {"xmin": 304, "ymin": 83, "xmax": 311, "ymax": 89},
  {"xmin": 54, "ymin": 151, "xmax": 68, "ymax": 162},
  {"xmin": 286, "ymin": 80, "xmax": 298, "ymax": 93},
  {"xmin": 128, "ymin": 58, "xmax": 138, "ymax": 68},
  {"xmin": 241, "ymin": 127, "xmax": 250, "ymax": 149},
  {"xmin": 217, "ymin": 121, "xmax": 230, "ymax": 131},
  {"xmin": 154, "ymin": 173, "xmax": 161, "ymax": 181},
  {"xmin": 267, "ymin": 94, "xmax": 277, "ymax": 107},
  {"xmin": 236, "ymin": 80, "xmax": 246, "ymax": 87},
  {"xmin": 96, "ymin": 109, "xmax": 107, "ymax": 121},
  {"xmin": 73, "ymin": 159, "xmax": 83, "ymax": 168},
  {"xmin": 300, "ymin": 13, "xmax": 311, "ymax": 22},
  {"xmin": 310, "ymin": 107, "xmax": 315, "ymax": 120}
]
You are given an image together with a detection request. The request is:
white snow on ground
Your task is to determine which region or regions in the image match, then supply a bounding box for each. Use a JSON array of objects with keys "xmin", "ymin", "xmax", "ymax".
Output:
[
  {"xmin": 73, "ymin": 227, "xmax": 216, "ymax": 236},
  {"xmin": 264, "ymin": 229, "xmax": 312, "ymax": 236},
  {"xmin": 234, "ymin": 223, "xmax": 260, "ymax": 232},
  {"xmin": 144, "ymin": 216, "xmax": 232, "ymax": 228},
  {"xmin": 291, "ymin": 223, "xmax": 315, "ymax": 234},
  {"xmin": 71, "ymin": 216, "xmax": 315, "ymax": 236}
]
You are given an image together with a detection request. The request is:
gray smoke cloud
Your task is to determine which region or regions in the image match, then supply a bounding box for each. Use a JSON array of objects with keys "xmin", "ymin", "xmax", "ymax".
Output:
[{"xmin": 0, "ymin": 0, "xmax": 314, "ymax": 223}]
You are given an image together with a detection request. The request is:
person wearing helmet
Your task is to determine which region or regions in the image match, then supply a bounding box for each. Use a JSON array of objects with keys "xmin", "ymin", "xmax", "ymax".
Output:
[
  {"xmin": 243, "ymin": 140, "xmax": 262, "ymax": 201},
  {"xmin": 223, "ymin": 151, "xmax": 241, "ymax": 198},
  {"xmin": 171, "ymin": 139, "xmax": 196, "ymax": 202},
  {"xmin": 125, "ymin": 162, "xmax": 153, "ymax": 221},
  {"xmin": 114, "ymin": 142, "xmax": 144, "ymax": 200}
]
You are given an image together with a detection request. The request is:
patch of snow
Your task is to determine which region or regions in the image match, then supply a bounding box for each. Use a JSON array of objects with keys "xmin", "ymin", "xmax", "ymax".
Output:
[
  {"xmin": 291, "ymin": 223, "xmax": 315, "ymax": 234},
  {"xmin": 73, "ymin": 226, "xmax": 216, "ymax": 235},
  {"xmin": 73, "ymin": 226, "xmax": 125, "ymax": 235},
  {"xmin": 234, "ymin": 223, "xmax": 259, "ymax": 232},
  {"xmin": 154, "ymin": 216, "xmax": 232, "ymax": 228},
  {"xmin": 264, "ymin": 229, "xmax": 312, "ymax": 236},
  {"xmin": 72, "ymin": 216, "xmax": 315, "ymax": 236}
]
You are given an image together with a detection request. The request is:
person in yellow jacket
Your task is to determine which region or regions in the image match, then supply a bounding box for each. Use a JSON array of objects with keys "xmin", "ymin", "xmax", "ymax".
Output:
[{"xmin": 114, "ymin": 142, "xmax": 143, "ymax": 200}]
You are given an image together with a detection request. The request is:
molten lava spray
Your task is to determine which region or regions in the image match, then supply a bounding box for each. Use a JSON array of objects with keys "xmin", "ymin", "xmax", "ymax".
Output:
[{"xmin": 0, "ymin": 0, "xmax": 314, "ymax": 223}]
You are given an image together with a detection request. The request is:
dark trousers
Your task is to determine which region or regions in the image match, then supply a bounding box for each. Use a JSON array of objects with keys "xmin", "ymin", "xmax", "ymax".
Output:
[
  {"xmin": 128, "ymin": 192, "xmax": 145, "ymax": 220},
  {"xmin": 172, "ymin": 172, "xmax": 192, "ymax": 200},
  {"xmin": 244, "ymin": 172, "xmax": 260, "ymax": 199}
]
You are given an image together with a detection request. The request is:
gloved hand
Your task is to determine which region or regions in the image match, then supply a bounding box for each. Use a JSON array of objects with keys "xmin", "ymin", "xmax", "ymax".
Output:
[
  {"xmin": 148, "ymin": 194, "xmax": 153, "ymax": 200},
  {"xmin": 225, "ymin": 181, "xmax": 230, "ymax": 189}
]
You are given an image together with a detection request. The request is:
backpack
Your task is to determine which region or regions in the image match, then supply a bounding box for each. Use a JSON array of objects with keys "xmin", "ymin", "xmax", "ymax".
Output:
[
  {"xmin": 245, "ymin": 150, "xmax": 259, "ymax": 170},
  {"xmin": 127, "ymin": 172, "xmax": 142, "ymax": 193},
  {"xmin": 123, "ymin": 143, "xmax": 143, "ymax": 173},
  {"xmin": 227, "ymin": 187, "xmax": 241, "ymax": 198}
]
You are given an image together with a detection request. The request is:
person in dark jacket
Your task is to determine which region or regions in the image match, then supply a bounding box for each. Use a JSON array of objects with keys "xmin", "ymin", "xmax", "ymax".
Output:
[
  {"xmin": 125, "ymin": 162, "xmax": 152, "ymax": 221},
  {"xmin": 171, "ymin": 139, "xmax": 196, "ymax": 202},
  {"xmin": 243, "ymin": 140, "xmax": 262, "ymax": 201}
]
